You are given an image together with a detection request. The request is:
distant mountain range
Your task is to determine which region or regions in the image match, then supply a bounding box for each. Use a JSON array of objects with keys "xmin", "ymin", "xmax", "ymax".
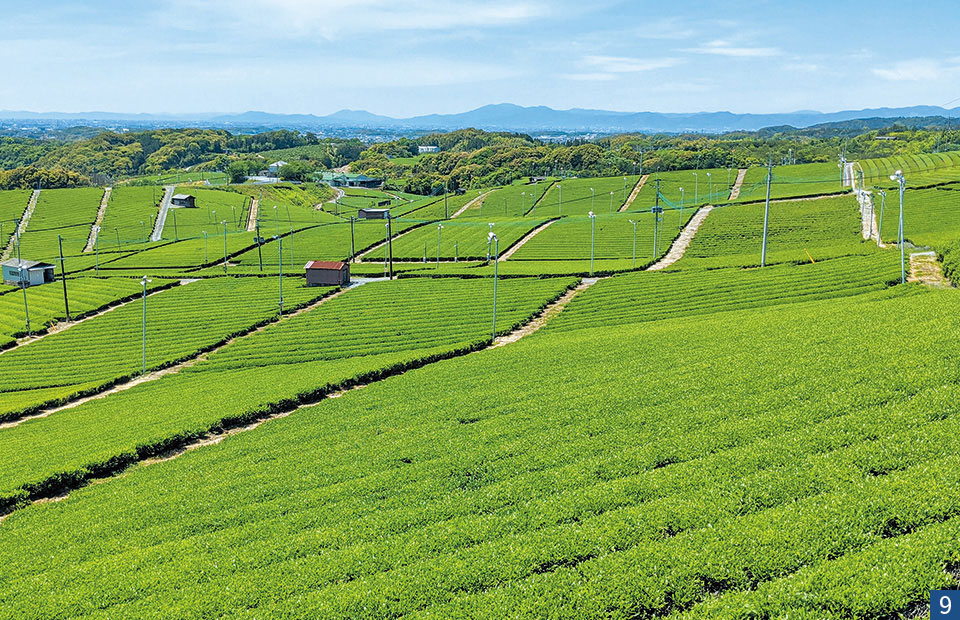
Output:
[{"xmin": 2, "ymin": 103, "xmax": 959, "ymax": 134}]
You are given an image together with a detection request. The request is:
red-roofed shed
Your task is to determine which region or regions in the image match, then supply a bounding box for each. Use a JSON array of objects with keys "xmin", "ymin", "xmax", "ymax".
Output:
[{"xmin": 304, "ymin": 260, "xmax": 350, "ymax": 286}]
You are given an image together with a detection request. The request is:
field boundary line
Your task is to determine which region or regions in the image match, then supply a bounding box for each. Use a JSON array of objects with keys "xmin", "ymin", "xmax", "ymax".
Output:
[
  {"xmin": 733, "ymin": 191, "xmax": 852, "ymax": 206},
  {"xmin": 149, "ymin": 185, "xmax": 175, "ymax": 241},
  {"xmin": 0, "ymin": 282, "xmax": 367, "ymax": 429},
  {"xmin": 618, "ymin": 175, "xmax": 648, "ymax": 212},
  {"xmin": 0, "ymin": 279, "xmax": 578, "ymax": 521},
  {"xmin": 499, "ymin": 219, "xmax": 559, "ymax": 261},
  {"xmin": 0, "ymin": 278, "xmax": 185, "ymax": 357},
  {"xmin": 452, "ymin": 190, "xmax": 495, "ymax": 218},
  {"xmin": 524, "ymin": 180, "xmax": 557, "ymax": 215},
  {"xmin": 728, "ymin": 168, "xmax": 747, "ymax": 200},
  {"xmin": 83, "ymin": 187, "xmax": 111, "ymax": 253},
  {"xmin": 647, "ymin": 204, "xmax": 714, "ymax": 271},
  {"xmin": 0, "ymin": 189, "xmax": 39, "ymax": 261}
]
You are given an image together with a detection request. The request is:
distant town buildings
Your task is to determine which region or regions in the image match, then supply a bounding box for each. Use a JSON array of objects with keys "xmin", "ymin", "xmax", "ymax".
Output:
[{"xmin": 418, "ymin": 145, "xmax": 440, "ymax": 154}]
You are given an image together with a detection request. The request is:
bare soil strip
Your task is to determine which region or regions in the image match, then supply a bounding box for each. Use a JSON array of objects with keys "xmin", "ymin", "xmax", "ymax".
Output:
[
  {"xmin": 909, "ymin": 251, "xmax": 951, "ymax": 287},
  {"xmin": 452, "ymin": 190, "xmax": 494, "ymax": 218},
  {"xmin": 0, "ymin": 280, "xmax": 586, "ymax": 521},
  {"xmin": 844, "ymin": 162, "xmax": 855, "ymax": 189},
  {"xmin": 1, "ymin": 190, "xmax": 39, "ymax": 261},
  {"xmin": 647, "ymin": 205, "xmax": 714, "ymax": 271},
  {"xmin": 325, "ymin": 188, "xmax": 346, "ymax": 206},
  {"xmin": 491, "ymin": 278, "xmax": 597, "ymax": 347},
  {"xmin": 498, "ymin": 219, "xmax": 558, "ymax": 261},
  {"xmin": 150, "ymin": 186, "xmax": 176, "ymax": 241},
  {"xmin": 617, "ymin": 175, "xmax": 649, "ymax": 212},
  {"xmin": 0, "ymin": 279, "xmax": 186, "ymax": 357},
  {"xmin": 245, "ymin": 198, "xmax": 259, "ymax": 232},
  {"xmin": 728, "ymin": 168, "xmax": 747, "ymax": 200},
  {"xmin": 83, "ymin": 187, "xmax": 112, "ymax": 253},
  {"xmin": 0, "ymin": 283, "xmax": 364, "ymax": 431}
]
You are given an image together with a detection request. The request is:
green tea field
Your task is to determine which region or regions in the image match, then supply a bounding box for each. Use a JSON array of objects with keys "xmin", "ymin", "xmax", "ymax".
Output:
[{"xmin": 1, "ymin": 156, "xmax": 959, "ymax": 619}]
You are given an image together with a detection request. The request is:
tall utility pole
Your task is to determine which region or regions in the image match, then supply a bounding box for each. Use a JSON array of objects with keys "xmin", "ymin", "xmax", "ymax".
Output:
[
  {"xmin": 489, "ymin": 233, "xmax": 499, "ymax": 342},
  {"xmin": 19, "ymin": 266, "xmax": 30, "ymax": 337},
  {"xmin": 277, "ymin": 236, "xmax": 284, "ymax": 314},
  {"xmin": 444, "ymin": 180, "xmax": 449, "ymax": 219},
  {"xmin": 437, "ymin": 224, "xmax": 444, "ymax": 267},
  {"xmin": 652, "ymin": 206, "xmax": 663, "ymax": 256},
  {"xmin": 891, "ymin": 171, "xmax": 906, "ymax": 284},
  {"xmin": 654, "ymin": 178, "xmax": 661, "ymax": 208},
  {"xmin": 588, "ymin": 211, "xmax": 596, "ymax": 276},
  {"xmin": 386, "ymin": 213, "xmax": 394, "ymax": 279},
  {"xmin": 222, "ymin": 221, "xmax": 228, "ymax": 274},
  {"xmin": 14, "ymin": 218, "xmax": 21, "ymax": 263},
  {"xmin": 761, "ymin": 155, "xmax": 773, "ymax": 267},
  {"xmin": 877, "ymin": 189, "xmax": 886, "ymax": 246},
  {"xmin": 57, "ymin": 235, "xmax": 70, "ymax": 321},
  {"xmin": 140, "ymin": 275, "xmax": 151, "ymax": 375},
  {"xmin": 679, "ymin": 187, "xmax": 685, "ymax": 230},
  {"xmin": 350, "ymin": 216, "xmax": 356, "ymax": 261},
  {"xmin": 256, "ymin": 213, "xmax": 263, "ymax": 272}
]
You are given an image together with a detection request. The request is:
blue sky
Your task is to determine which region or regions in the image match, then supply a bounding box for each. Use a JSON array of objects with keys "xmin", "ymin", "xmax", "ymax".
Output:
[{"xmin": 2, "ymin": 0, "xmax": 959, "ymax": 116}]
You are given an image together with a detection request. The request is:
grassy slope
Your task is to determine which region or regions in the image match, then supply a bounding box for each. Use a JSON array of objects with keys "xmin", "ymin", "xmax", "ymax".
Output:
[{"xmin": 0, "ymin": 284, "xmax": 958, "ymax": 618}]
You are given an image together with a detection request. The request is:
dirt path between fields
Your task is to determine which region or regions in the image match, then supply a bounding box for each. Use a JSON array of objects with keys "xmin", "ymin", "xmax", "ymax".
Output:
[
  {"xmin": 452, "ymin": 190, "xmax": 494, "ymax": 218},
  {"xmin": 909, "ymin": 251, "xmax": 951, "ymax": 287},
  {"xmin": 150, "ymin": 186, "xmax": 175, "ymax": 241},
  {"xmin": 647, "ymin": 205, "xmax": 714, "ymax": 271},
  {"xmin": 0, "ymin": 281, "xmax": 379, "ymax": 431},
  {"xmin": 491, "ymin": 279, "xmax": 597, "ymax": 347},
  {"xmin": 325, "ymin": 188, "xmax": 346, "ymax": 206},
  {"xmin": 498, "ymin": 219, "xmax": 557, "ymax": 261},
  {"xmin": 728, "ymin": 169, "xmax": 747, "ymax": 200},
  {"xmin": 245, "ymin": 198, "xmax": 259, "ymax": 232},
  {"xmin": 1, "ymin": 189, "xmax": 39, "ymax": 261},
  {"xmin": 618, "ymin": 175, "xmax": 649, "ymax": 212},
  {"xmin": 83, "ymin": 188, "xmax": 111, "ymax": 253}
]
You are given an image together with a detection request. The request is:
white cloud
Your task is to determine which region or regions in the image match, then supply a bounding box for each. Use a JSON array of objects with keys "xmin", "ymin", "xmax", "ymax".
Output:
[
  {"xmin": 560, "ymin": 72, "xmax": 617, "ymax": 81},
  {"xmin": 630, "ymin": 18, "xmax": 696, "ymax": 41},
  {"xmin": 582, "ymin": 55, "xmax": 684, "ymax": 73},
  {"xmin": 683, "ymin": 39, "xmax": 781, "ymax": 58},
  {"xmin": 782, "ymin": 62, "xmax": 821, "ymax": 73},
  {"xmin": 872, "ymin": 59, "xmax": 960, "ymax": 82},
  {"xmin": 162, "ymin": 0, "xmax": 551, "ymax": 39}
]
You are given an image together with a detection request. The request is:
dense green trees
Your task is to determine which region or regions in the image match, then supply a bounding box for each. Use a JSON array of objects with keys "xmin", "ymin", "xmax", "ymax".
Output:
[
  {"xmin": 0, "ymin": 122, "xmax": 957, "ymax": 195},
  {"xmin": 0, "ymin": 166, "xmax": 89, "ymax": 190}
]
